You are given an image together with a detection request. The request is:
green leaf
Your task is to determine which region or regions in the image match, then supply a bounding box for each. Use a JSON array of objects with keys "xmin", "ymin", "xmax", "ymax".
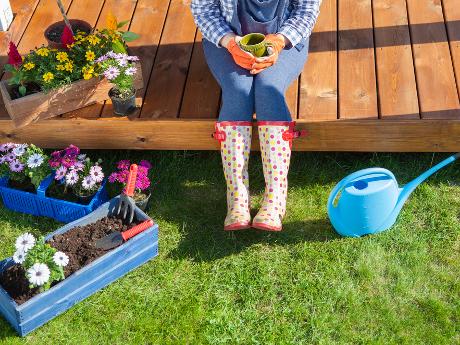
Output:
[
  {"xmin": 121, "ymin": 31, "xmax": 140, "ymax": 42},
  {"xmin": 4, "ymin": 64, "xmax": 15, "ymax": 72},
  {"xmin": 19, "ymin": 85, "xmax": 27, "ymax": 97},
  {"xmin": 117, "ymin": 20, "xmax": 130, "ymax": 29},
  {"xmin": 112, "ymin": 40, "xmax": 127, "ymax": 54}
]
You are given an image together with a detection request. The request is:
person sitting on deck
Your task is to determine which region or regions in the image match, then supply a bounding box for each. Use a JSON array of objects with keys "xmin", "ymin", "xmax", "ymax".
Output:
[{"xmin": 191, "ymin": 0, "xmax": 321, "ymax": 231}]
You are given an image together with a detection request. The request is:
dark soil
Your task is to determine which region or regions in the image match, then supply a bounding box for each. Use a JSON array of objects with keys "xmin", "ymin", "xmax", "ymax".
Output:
[
  {"xmin": 10, "ymin": 83, "xmax": 41, "ymax": 100},
  {"xmin": 0, "ymin": 216, "xmax": 140, "ymax": 305},
  {"xmin": 46, "ymin": 23, "xmax": 91, "ymax": 43},
  {"xmin": 8, "ymin": 178, "xmax": 36, "ymax": 193},
  {"xmin": 46, "ymin": 181, "xmax": 92, "ymax": 205}
]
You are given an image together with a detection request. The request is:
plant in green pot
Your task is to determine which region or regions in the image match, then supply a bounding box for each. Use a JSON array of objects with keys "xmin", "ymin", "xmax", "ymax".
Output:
[
  {"xmin": 108, "ymin": 160, "xmax": 152, "ymax": 211},
  {"xmin": 97, "ymin": 51, "xmax": 140, "ymax": 116}
]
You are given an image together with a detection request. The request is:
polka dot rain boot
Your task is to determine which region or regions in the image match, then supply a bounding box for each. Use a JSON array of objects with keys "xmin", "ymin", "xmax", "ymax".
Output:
[
  {"xmin": 252, "ymin": 121, "xmax": 306, "ymax": 231},
  {"xmin": 213, "ymin": 121, "xmax": 253, "ymax": 231}
]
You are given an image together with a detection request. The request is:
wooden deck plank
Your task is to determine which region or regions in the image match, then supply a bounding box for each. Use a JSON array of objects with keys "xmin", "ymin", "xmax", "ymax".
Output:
[
  {"xmin": 372, "ymin": 0, "xmax": 419, "ymax": 119},
  {"xmin": 179, "ymin": 31, "xmax": 220, "ymax": 119},
  {"xmin": 299, "ymin": 0, "xmax": 337, "ymax": 120},
  {"xmin": 338, "ymin": 0, "xmax": 378, "ymax": 119},
  {"xmin": 139, "ymin": 0, "xmax": 197, "ymax": 118},
  {"xmin": 101, "ymin": 0, "xmax": 171, "ymax": 117},
  {"xmin": 443, "ymin": 0, "xmax": 460, "ymax": 100},
  {"xmin": 2, "ymin": 117, "xmax": 460, "ymax": 152},
  {"xmin": 406, "ymin": 0, "xmax": 460, "ymax": 119},
  {"xmin": 63, "ymin": 0, "xmax": 138, "ymax": 119}
]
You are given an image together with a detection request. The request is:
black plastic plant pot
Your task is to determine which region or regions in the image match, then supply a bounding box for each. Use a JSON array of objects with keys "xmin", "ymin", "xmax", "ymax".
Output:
[
  {"xmin": 109, "ymin": 88, "xmax": 136, "ymax": 116},
  {"xmin": 75, "ymin": 192, "xmax": 97, "ymax": 205},
  {"xmin": 135, "ymin": 191, "xmax": 151, "ymax": 211},
  {"xmin": 44, "ymin": 19, "xmax": 92, "ymax": 49}
]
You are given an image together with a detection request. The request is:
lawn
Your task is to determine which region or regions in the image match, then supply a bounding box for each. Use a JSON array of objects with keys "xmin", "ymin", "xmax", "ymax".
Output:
[{"xmin": 0, "ymin": 151, "xmax": 459, "ymax": 344}]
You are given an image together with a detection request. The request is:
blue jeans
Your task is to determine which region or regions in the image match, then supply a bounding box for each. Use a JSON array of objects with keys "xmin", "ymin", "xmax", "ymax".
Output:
[{"xmin": 202, "ymin": 39, "xmax": 309, "ymax": 122}]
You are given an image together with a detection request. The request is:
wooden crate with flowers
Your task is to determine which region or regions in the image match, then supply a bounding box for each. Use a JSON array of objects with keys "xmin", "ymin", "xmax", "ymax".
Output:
[{"xmin": 0, "ymin": 13, "xmax": 143, "ymax": 128}]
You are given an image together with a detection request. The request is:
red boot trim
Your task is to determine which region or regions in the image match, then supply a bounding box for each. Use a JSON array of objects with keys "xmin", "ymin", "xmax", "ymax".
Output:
[
  {"xmin": 257, "ymin": 121, "xmax": 292, "ymax": 126},
  {"xmin": 212, "ymin": 123, "xmax": 226, "ymax": 142},
  {"xmin": 281, "ymin": 122, "xmax": 307, "ymax": 149},
  {"xmin": 252, "ymin": 222, "xmax": 282, "ymax": 232},
  {"xmin": 218, "ymin": 121, "xmax": 253, "ymax": 127},
  {"xmin": 224, "ymin": 221, "xmax": 251, "ymax": 231}
]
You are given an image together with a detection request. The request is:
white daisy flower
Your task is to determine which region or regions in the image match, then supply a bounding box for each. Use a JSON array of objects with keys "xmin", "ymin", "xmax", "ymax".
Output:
[
  {"xmin": 15, "ymin": 233, "xmax": 36, "ymax": 252},
  {"xmin": 53, "ymin": 251, "xmax": 69, "ymax": 267},
  {"xmin": 13, "ymin": 250, "xmax": 27, "ymax": 264},
  {"xmin": 12, "ymin": 144, "xmax": 28, "ymax": 157},
  {"xmin": 89, "ymin": 165, "xmax": 104, "ymax": 183},
  {"xmin": 65, "ymin": 170, "xmax": 79, "ymax": 186},
  {"xmin": 81, "ymin": 176, "xmax": 96, "ymax": 190},
  {"xmin": 27, "ymin": 153, "xmax": 44, "ymax": 168},
  {"xmin": 27, "ymin": 263, "xmax": 50, "ymax": 286}
]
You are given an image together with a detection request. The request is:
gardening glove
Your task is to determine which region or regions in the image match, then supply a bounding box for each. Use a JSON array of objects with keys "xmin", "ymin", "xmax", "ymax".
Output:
[
  {"xmin": 226, "ymin": 37, "xmax": 257, "ymax": 70},
  {"xmin": 250, "ymin": 34, "xmax": 286, "ymax": 75}
]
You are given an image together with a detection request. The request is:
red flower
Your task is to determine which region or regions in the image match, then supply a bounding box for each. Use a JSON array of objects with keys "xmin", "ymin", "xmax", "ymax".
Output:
[
  {"xmin": 7, "ymin": 42, "xmax": 22, "ymax": 67},
  {"xmin": 61, "ymin": 25, "xmax": 75, "ymax": 47}
]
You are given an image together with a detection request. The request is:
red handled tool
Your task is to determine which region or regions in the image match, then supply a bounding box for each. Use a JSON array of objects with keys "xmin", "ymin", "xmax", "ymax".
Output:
[
  {"xmin": 95, "ymin": 219, "xmax": 154, "ymax": 250},
  {"xmin": 115, "ymin": 164, "xmax": 138, "ymax": 223}
]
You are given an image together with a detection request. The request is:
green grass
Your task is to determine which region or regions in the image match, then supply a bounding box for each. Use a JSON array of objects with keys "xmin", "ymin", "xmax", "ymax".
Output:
[{"xmin": 0, "ymin": 151, "xmax": 459, "ymax": 344}]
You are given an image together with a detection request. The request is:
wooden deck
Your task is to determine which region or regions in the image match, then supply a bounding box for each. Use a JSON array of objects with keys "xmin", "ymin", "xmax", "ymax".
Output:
[{"xmin": 1, "ymin": 0, "xmax": 460, "ymax": 151}]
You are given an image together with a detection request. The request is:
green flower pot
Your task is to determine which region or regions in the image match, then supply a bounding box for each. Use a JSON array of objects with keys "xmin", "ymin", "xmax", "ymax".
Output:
[{"xmin": 238, "ymin": 33, "xmax": 268, "ymax": 57}]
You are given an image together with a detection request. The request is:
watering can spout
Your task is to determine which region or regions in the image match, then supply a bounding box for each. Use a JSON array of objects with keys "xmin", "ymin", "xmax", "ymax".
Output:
[{"xmin": 389, "ymin": 154, "xmax": 459, "ymax": 227}]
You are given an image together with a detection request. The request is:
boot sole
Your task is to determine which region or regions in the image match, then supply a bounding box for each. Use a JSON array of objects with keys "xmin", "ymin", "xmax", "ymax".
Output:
[
  {"xmin": 224, "ymin": 222, "xmax": 251, "ymax": 231},
  {"xmin": 252, "ymin": 222, "xmax": 282, "ymax": 232}
]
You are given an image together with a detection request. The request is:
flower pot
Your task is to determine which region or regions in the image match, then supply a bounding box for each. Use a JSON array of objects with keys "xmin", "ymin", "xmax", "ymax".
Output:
[
  {"xmin": 75, "ymin": 191, "xmax": 97, "ymax": 205},
  {"xmin": 0, "ymin": 173, "xmax": 108, "ymax": 223},
  {"xmin": 109, "ymin": 87, "xmax": 136, "ymax": 116},
  {"xmin": 44, "ymin": 19, "xmax": 92, "ymax": 49},
  {"xmin": 0, "ymin": 64, "xmax": 144, "ymax": 128},
  {"xmin": 135, "ymin": 190, "xmax": 151, "ymax": 211},
  {"xmin": 0, "ymin": 197, "xmax": 158, "ymax": 336}
]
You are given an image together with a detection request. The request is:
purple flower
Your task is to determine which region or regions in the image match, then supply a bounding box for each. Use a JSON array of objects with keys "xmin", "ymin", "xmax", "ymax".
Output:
[
  {"xmin": 65, "ymin": 144, "xmax": 80, "ymax": 157},
  {"xmin": 9, "ymin": 160, "xmax": 24, "ymax": 172},
  {"xmin": 0, "ymin": 143, "xmax": 11, "ymax": 152},
  {"xmin": 62, "ymin": 156, "xmax": 76, "ymax": 168},
  {"xmin": 89, "ymin": 165, "xmax": 104, "ymax": 183},
  {"xmin": 116, "ymin": 170, "xmax": 129, "ymax": 183},
  {"xmin": 108, "ymin": 172, "xmax": 118, "ymax": 183},
  {"xmin": 0, "ymin": 156, "xmax": 6, "ymax": 164},
  {"xmin": 127, "ymin": 56, "xmax": 139, "ymax": 62},
  {"xmin": 104, "ymin": 66, "xmax": 120, "ymax": 80},
  {"xmin": 117, "ymin": 160, "xmax": 130, "ymax": 170},
  {"xmin": 55, "ymin": 166, "xmax": 67, "ymax": 180},
  {"xmin": 71, "ymin": 161, "xmax": 84, "ymax": 172},
  {"xmin": 95, "ymin": 54, "xmax": 108, "ymax": 63},
  {"xmin": 106, "ymin": 51, "xmax": 117, "ymax": 59},
  {"xmin": 125, "ymin": 66, "xmax": 137, "ymax": 76},
  {"xmin": 81, "ymin": 176, "xmax": 96, "ymax": 190},
  {"xmin": 65, "ymin": 170, "xmax": 79, "ymax": 186},
  {"xmin": 139, "ymin": 160, "xmax": 152, "ymax": 170},
  {"xmin": 135, "ymin": 175, "xmax": 150, "ymax": 191},
  {"xmin": 137, "ymin": 166, "xmax": 148, "ymax": 177},
  {"xmin": 5, "ymin": 153, "xmax": 16, "ymax": 162}
]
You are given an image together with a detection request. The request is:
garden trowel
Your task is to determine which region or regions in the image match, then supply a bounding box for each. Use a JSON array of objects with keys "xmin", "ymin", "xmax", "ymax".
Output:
[
  {"xmin": 95, "ymin": 219, "xmax": 154, "ymax": 250},
  {"xmin": 115, "ymin": 163, "xmax": 138, "ymax": 223}
]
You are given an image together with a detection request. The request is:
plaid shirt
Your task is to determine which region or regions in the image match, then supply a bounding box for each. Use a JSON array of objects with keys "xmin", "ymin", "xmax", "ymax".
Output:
[{"xmin": 191, "ymin": 0, "xmax": 321, "ymax": 47}]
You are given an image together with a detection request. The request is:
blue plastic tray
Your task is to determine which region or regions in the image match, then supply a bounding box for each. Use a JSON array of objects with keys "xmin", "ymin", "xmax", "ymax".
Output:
[
  {"xmin": 0, "ymin": 197, "xmax": 159, "ymax": 336},
  {"xmin": 0, "ymin": 174, "xmax": 108, "ymax": 223}
]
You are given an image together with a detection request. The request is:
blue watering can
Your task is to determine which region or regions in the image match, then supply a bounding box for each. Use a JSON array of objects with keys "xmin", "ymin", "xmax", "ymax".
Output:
[{"xmin": 327, "ymin": 153, "xmax": 460, "ymax": 237}]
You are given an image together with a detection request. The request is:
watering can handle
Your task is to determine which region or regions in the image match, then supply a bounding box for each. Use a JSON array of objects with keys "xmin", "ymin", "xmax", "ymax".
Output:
[{"xmin": 327, "ymin": 168, "xmax": 396, "ymax": 212}]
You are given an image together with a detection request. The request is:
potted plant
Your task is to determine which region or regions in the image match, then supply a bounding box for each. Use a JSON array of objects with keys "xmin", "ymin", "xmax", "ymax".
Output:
[
  {"xmin": 48, "ymin": 145, "xmax": 105, "ymax": 204},
  {"xmin": 108, "ymin": 160, "xmax": 152, "ymax": 210},
  {"xmin": 0, "ymin": 198, "xmax": 158, "ymax": 336},
  {"xmin": 98, "ymin": 51, "xmax": 140, "ymax": 116},
  {"xmin": 0, "ymin": 142, "xmax": 51, "ymax": 193},
  {"xmin": 0, "ymin": 143, "xmax": 108, "ymax": 223},
  {"xmin": 1, "ymin": 15, "xmax": 143, "ymax": 128}
]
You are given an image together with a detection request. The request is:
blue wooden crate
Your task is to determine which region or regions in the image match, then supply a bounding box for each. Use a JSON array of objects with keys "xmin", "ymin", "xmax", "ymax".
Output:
[
  {"xmin": 0, "ymin": 173, "xmax": 108, "ymax": 223},
  {"xmin": 0, "ymin": 196, "xmax": 159, "ymax": 337}
]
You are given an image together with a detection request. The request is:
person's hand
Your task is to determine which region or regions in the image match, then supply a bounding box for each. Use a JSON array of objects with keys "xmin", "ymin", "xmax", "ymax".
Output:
[
  {"xmin": 250, "ymin": 34, "xmax": 287, "ymax": 75},
  {"xmin": 221, "ymin": 34, "xmax": 256, "ymax": 70}
]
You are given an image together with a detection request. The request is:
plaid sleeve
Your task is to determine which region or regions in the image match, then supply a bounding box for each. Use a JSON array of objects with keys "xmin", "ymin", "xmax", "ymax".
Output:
[
  {"xmin": 278, "ymin": 0, "xmax": 321, "ymax": 47},
  {"xmin": 191, "ymin": 0, "xmax": 234, "ymax": 47}
]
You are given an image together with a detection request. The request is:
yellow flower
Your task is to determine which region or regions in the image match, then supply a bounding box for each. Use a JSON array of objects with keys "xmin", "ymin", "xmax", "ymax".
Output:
[
  {"xmin": 23, "ymin": 62, "xmax": 35, "ymax": 70},
  {"xmin": 85, "ymin": 50, "xmax": 96, "ymax": 61},
  {"xmin": 36, "ymin": 48, "xmax": 50, "ymax": 57},
  {"xmin": 83, "ymin": 73, "xmax": 93, "ymax": 80},
  {"xmin": 82, "ymin": 65, "xmax": 95, "ymax": 80},
  {"xmin": 56, "ymin": 64, "xmax": 65, "ymax": 71},
  {"xmin": 86, "ymin": 35, "xmax": 101, "ymax": 45},
  {"xmin": 43, "ymin": 72, "xmax": 54, "ymax": 82},
  {"xmin": 64, "ymin": 61, "xmax": 73, "ymax": 72},
  {"xmin": 56, "ymin": 52, "xmax": 68, "ymax": 62},
  {"xmin": 106, "ymin": 11, "xmax": 118, "ymax": 31}
]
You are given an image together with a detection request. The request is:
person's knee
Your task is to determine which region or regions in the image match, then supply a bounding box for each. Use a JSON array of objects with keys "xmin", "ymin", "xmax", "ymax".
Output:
[{"xmin": 254, "ymin": 76, "xmax": 286, "ymax": 100}]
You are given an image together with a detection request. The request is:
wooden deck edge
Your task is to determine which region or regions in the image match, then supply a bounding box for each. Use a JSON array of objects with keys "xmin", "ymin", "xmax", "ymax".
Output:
[{"xmin": 1, "ymin": 118, "xmax": 460, "ymax": 152}]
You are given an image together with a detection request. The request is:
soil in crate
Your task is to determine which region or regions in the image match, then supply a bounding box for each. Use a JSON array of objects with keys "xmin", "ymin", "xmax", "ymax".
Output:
[
  {"xmin": 9, "ymin": 83, "xmax": 41, "ymax": 100},
  {"xmin": 46, "ymin": 23, "xmax": 91, "ymax": 43},
  {"xmin": 8, "ymin": 178, "xmax": 36, "ymax": 194},
  {"xmin": 46, "ymin": 181, "xmax": 90, "ymax": 205},
  {"xmin": 0, "ymin": 216, "xmax": 140, "ymax": 305}
]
